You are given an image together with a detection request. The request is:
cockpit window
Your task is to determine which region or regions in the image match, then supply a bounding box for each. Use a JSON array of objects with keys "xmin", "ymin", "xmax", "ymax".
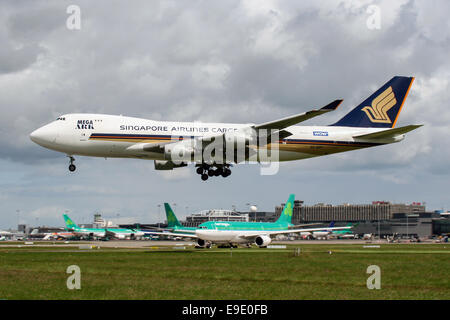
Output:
[{"xmin": 56, "ymin": 117, "xmax": 66, "ymax": 121}]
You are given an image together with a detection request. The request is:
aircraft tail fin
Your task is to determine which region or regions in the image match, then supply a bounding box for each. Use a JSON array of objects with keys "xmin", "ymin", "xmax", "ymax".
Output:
[
  {"xmin": 164, "ymin": 203, "xmax": 183, "ymax": 229},
  {"xmin": 275, "ymin": 194, "xmax": 295, "ymax": 225},
  {"xmin": 331, "ymin": 76, "xmax": 414, "ymax": 128},
  {"xmin": 63, "ymin": 214, "xmax": 79, "ymax": 230}
]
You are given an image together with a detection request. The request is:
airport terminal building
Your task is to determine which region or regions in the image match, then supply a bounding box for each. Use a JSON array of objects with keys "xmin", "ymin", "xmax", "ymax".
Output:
[
  {"xmin": 270, "ymin": 200, "xmax": 446, "ymax": 238},
  {"xmin": 274, "ymin": 200, "xmax": 426, "ymax": 223},
  {"xmin": 183, "ymin": 209, "xmax": 249, "ymax": 227}
]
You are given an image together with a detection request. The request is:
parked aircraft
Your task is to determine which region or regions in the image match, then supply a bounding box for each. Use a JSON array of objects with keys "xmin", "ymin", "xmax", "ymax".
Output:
[
  {"xmin": 148, "ymin": 194, "xmax": 352, "ymax": 248},
  {"xmin": 63, "ymin": 214, "xmax": 145, "ymax": 240},
  {"xmin": 30, "ymin": 76, "xmax": 420, "ymax": 180},
  {"xmin": 28, "ymin": 228, "xmax": 75, "ymax": 240},
  {"xmin": 330, "ymin": 223, "xmax": 357, "ymax": 239}
]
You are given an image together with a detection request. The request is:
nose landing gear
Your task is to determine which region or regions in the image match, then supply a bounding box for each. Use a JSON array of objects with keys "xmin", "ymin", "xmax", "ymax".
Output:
[{"xmin": 68, "ymin": 156, "xmax": 76, "ymax": 172}]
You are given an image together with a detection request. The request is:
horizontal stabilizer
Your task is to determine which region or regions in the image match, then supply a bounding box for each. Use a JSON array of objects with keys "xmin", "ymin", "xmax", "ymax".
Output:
[{"xmin": 353, "ymin": 125, "xmax": 423, "ymax": 140}]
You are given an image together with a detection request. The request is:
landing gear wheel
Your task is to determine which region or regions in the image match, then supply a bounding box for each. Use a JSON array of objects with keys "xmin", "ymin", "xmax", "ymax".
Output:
[
  {"xmin": 221, "ymin": 168, "xmax": 231, "ymax": 177},
  {"xmin": 208, "ymin": 169, "xmax": 215, "ymax": 177},
  {"xmin": 68, "ymin": 156, "xmax": 76, "ymax": 172},
  {"xmin": 196, "ymin": 167, "xmax": 203, "ymax": 175},
  {"xmin": 201, "ymin": 174, "xmax": 209, "ymax": 181}
]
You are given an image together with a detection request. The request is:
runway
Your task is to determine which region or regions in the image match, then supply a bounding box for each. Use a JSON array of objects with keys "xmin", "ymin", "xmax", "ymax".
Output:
[{"xmin": 0, "ymin": 238, "xmax": 437, "ymax": 249}]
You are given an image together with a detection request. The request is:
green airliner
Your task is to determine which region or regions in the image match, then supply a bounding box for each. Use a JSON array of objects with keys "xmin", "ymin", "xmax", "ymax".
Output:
[
  {"xmin": 164, "ymin": 203, "xmax": 198, "ymax": 234},
  {"xmin": 331, "ymin": 223, "xmax": 357, "ymax": 238},
  {"xmin": 63, "ymin": 214, "xmax": 145, "ymax": 240},
  {"xmin": 152, "ymin": 194, "xmax": 352, "ymax": 247},
  {"xmin": 163, "ymin": 194, "xmax": 297, "ymax": 234}
]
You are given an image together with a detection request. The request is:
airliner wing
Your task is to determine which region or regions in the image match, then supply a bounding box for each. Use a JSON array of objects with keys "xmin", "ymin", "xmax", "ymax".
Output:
[
  {"xmin": 105, "ymin": 229, "xmax": 121, "ymax": 238},
  {"xmin": 239, "ymin": 226, "xmax": 352, "ymax": 239},
  {"xmin": 126, "ymin": 141, "xmax": 176, "ymax": 153},
  {"xmin": 289, "ymin": 223, "xmax": 322, "ymax": 228},
  {"xmin": 254, "ymin": 99, "xmax": 342, "ymax": 130},
  {"xmin": 143, "ymin": 231, "xmax": 198, "ymax": 238}
]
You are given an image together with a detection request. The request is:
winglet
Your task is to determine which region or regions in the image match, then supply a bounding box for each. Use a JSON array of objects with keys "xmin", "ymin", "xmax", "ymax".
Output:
[{"xmin": 321, "ymin": 99, "xmax": 343, "ymax": 111}]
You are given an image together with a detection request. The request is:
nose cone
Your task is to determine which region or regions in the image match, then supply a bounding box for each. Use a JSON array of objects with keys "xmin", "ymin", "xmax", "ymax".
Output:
[
  {"xmin": 29, "ymin": 128, "xmax": 41, "ymax": 143},
  {"xmin": 30, "ymin": 125, "xmax": 57, "ymax": 147}
]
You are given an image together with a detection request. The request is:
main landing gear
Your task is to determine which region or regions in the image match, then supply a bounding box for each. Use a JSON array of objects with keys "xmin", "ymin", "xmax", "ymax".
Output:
[
  {"xmin": 196, "ymin": 164, "xmax": 232, "ymax": 181},
  {"xmin": 68, "ymin": 156, "xmax": 76, "ymax": 172}
]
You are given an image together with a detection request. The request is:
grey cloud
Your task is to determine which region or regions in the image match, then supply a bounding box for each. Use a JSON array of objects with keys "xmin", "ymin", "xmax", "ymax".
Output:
[{"xmin": 1, "ymin": 1, "xmax": 450, "ymax": 227}]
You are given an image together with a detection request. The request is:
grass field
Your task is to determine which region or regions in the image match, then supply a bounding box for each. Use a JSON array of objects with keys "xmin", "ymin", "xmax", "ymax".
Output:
[{"xmin": 0, "ymin": 243, "xmax": 449, "ymax": 300}]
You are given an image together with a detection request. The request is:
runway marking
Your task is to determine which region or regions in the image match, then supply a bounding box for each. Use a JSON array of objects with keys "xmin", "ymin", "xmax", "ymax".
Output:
[{"xmin": 332, "ymin": 250, "xmax": 450, "ymax": 254}]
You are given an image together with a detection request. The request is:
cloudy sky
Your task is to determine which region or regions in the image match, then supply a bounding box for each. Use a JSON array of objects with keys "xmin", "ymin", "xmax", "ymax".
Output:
[{"xmin": 1, "ymin": 0, "xmax": 449, "ymax": 229}]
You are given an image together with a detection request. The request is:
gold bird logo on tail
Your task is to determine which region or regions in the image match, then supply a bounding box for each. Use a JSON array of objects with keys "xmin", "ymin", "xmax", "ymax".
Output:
[{"xmin": 361, "ymin": 86, "xmax": 397, "ymax": 123}]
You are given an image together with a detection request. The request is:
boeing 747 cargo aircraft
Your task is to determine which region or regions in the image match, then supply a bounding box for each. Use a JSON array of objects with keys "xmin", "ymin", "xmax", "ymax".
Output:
[{"xmin": 30, "ymin": 76, "xmax": 420, "ymax": 180}]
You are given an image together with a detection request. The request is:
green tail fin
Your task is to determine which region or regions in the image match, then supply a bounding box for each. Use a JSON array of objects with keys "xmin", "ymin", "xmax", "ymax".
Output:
[
  {"xmin": 63, "ymin": 214, "xmax": 79, "ymax": 229},
  {"xmin": 164, "ymin": 203, "xmax": 183, "ymax": 228},
  {"xmin": 275, "ymin": 194, "xmax": 295, "ymax": 225}
]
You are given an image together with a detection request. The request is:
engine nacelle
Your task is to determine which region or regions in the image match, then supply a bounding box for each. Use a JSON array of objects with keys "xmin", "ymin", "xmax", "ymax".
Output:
[
  {"xmin": 197, "ymin": 239, "xmax": 206, "ymax": 247},
  {"xmin": 255, "ymin": 235, "xmax": 272, "ymax": 247},
  {"xmin": 154, "ymin": 160, "xmax": 188, "ymax": 170},
  {"xmin": 164, "ymin": 143, "xmax": 194, "ymax": 161},
  {"xmin": 116, "ymin": 234, "xmax": 126, "ymax": 240}
]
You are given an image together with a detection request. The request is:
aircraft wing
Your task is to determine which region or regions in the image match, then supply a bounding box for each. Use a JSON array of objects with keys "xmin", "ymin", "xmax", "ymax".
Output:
[
  {"xmin": 239, "ymin": 226, "xmax": 352, "ymax": 240},
  {"xmin": 143, "ymin": 231, "xmax": 198, "ymax": 239},
  {"xmin": 289, "ymin": 222, "xmax": 322, "ymax": 228},
  {"xmin": 105, "ymin": 229, "xmax": 120, "ymax": 238},
  {"xmin": 126, "ymin": 140, "xmax": 178, "ymax": 153},
  {"xmin": 254, "ymin": 99, "xmax": 343, "ymax": 130}
]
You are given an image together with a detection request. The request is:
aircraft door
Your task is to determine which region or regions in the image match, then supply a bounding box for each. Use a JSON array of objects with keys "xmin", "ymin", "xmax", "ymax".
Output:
[{"xmin": 79, "ymin": 132, "xmax": 89, "ymax": 141}]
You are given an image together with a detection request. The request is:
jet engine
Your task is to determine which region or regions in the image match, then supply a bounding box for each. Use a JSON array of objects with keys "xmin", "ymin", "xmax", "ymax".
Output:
[
  {"xmin": 197, "ymin": 239, "xmax": 206, "ymax": 247},
  {"xmin": 255, "ymin": 235, "xmax": 271, "ymax": 247},
  {"xmin": 196, "ymin": 239, "xmax": 212, "ymax": 248},
  {"xmin": 154, "ymin": 160, "xmax": 188, "ymax": 170},
  {"xmin": 164, "ymin": 143, "xmax": 195, "ymax": 161}
]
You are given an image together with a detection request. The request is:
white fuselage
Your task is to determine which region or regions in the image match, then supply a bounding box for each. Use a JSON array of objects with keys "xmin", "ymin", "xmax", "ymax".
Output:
[
  {"xmin": 30, "ymin": 113, "xmax": 396, "ymax": 163},
  {"xmin": 195, "ymin": 229, "xmax": 266, "ymax": 244}
]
